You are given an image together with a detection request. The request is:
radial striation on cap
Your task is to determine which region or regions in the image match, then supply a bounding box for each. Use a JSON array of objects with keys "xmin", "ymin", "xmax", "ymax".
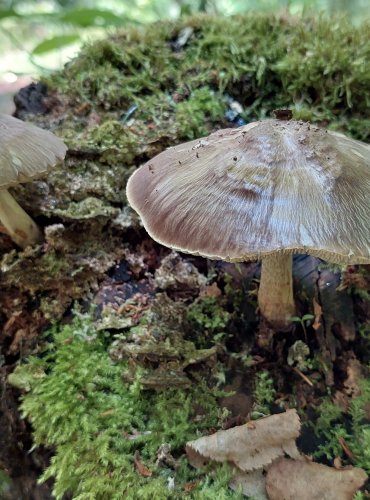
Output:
[
  {"xmin": 127, "ymin": 120, "xmax": 370, "ymax": 265},
  {"xmin": 0, "ymin": 114, "xmax": 67, "ymax": 188}
]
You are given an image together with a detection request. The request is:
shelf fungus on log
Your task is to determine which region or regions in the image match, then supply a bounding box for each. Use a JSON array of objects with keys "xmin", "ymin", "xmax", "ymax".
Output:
[{"xmin": 126, "ymin": 119, "xmax": 370, "ymax": 329}]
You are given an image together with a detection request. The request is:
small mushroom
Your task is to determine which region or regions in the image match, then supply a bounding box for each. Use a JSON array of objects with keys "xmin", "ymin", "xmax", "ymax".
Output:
[
  {"xmin": 126, "ymin": 119, "xmax": 370, "ymax": 328},
  {"xmin": 0, "ymin": 114, "xmax": 67, "ymax": 248}
]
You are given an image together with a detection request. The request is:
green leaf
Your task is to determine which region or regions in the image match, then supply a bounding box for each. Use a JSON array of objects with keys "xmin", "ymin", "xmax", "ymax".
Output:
[
  {"xmin": 289, "ymin": 316, "xmax": 302, "ymax": 323},
  {"xmin": 32, "ymin": 34, "xmax": 80, "ymax": 55},
  {"xmin": 59, "ymin": 9, "xmax": 127, "ymax": 28},
  {"xmin": 0, "ymin": 9, "xmax": 18, "ymax": 20},
  {"xmin": 302, "ymin": 314, "xmax": 315, "ymax": 321}
]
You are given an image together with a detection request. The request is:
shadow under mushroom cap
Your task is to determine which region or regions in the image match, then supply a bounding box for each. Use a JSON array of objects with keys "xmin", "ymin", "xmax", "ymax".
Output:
[{"xmin": 127, "ymin": 119, "xmax": 370, "ymax": 265}]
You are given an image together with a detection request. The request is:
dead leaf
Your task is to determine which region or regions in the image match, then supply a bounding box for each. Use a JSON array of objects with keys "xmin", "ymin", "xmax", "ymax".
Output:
[
  {"xmin": 133, "ymin": 450, "xmax": 152, "ymax": 477},
  {"xmin": 186, "ymin": 409, "xmax": 301, "ymax": 471},
  {"xmin": 199, "ymin": 282, "xmax": 222, "ymax": 298},
  {"xmin": 156, "ymin": 443, "xmax": 179, "ymax": 469},
  {"xmin": 183, "ymin": 481, "xmax": 199, "ymax": 492},
  {"xmin": 266, "ymin": 457, "xmax": 367, "ymax": 500},
  {"xmin": 229, "ymin": 470, "xmax": 267, "ymax": 500},
  {"xmin": 343, "ymin": 357, "xmax": 363, "ymax": 397},
  {"xmin": 312, "ymin": 298, "xmax": 322, "ymax": 331},
  {"xmin": 333, "ymin": 390, "xmax": 349, "ymax": 412}
]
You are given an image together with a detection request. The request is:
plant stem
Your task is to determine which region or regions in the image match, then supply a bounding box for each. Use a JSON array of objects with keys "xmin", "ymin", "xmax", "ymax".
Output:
[{"xmin": 258, "ymin": 253, "xmax": 295, "ymax": 329}]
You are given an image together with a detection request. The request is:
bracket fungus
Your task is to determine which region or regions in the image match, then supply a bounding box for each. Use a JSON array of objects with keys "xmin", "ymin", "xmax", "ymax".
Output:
[
  {"xmin": 126, "ymin": 119, "xmax": 370, "ymax": 328},
  {"xmin": 0, "ymin": 114, "xmax": 67, "ymax": 248}
]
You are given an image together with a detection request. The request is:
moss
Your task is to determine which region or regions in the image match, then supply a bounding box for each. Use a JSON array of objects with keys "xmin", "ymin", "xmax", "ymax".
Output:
[
  {"xmin": 175, "ymin": 88, "xmax": 226, "ymax": 139},
  {"xmin": 47, "ymin": 14, "xmax": 370, "ymax": 142},
  {"xmin": 186, "ymin": 296, "xmax": 231, "ymax": 348},
  {"xmin": 86, "ymin": 120, "xmax": 140, "ymax": 165},
  {"xmin": 10, "ymin": 311, "xmax": 237, "ymax": 499},
  {"xmin": 109, "ymin": 293, "xmax": 218, "ymax": 389},
  {"xmin": 52, "ymin": 197, "xmax": 118, "ymax": 220},
  {"xmin": 309, "ymin": 376, "xmax": 370, "ymax": 473},
  {"xmin": 251, "ymin": 370, "xmax": 276, "ymax": 418},
  {"xmin": 1, "ymin": 248, "xmax": 76, "ymax": 289}
]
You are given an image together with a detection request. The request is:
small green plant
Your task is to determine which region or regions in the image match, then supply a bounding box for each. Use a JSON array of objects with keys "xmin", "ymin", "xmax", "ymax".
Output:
[
  {"xmin": 186, "ymin": 296, "xmax": 231, "ymax": 348},
  {"xmin": 0, "ymin": 469, "xmax": 12, "ymax": 498},
  {"xmin": 310, "ymin": 375, "xmax": 370, "ymax": 473},
  {"xmin": 353, "ymin": 492, "xmax": 366, "ymax": 500},
  {"xmin": 251, "ymin": 370, "xmax": 276, "ymax": 418},
  {"xmin": 290, "ymin": 314, "xmax": 315, "ymax": 340},
  {"xmin": 230, "ymin": 350, "xmax": 254, "ymax": 369}
]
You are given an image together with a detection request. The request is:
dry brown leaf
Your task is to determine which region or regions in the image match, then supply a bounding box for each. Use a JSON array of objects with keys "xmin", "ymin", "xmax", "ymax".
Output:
[
  {"xmin": 333, "ymin": 390, "xmax": 350, "ymax": 411},
  {"xmin": 186, "ymin": 409, "xmax": 301, "ymax": 471},
  {"xmin": 183, "ymin": 481, "xmax": 199, "ymax": 492},
  {"xmin": 229, "ymin": 470, "xmax": 267, "ymax": 500},
  {"xmin": 312, "ymin": 298, "xmax": 322, "ymax": 331},
  {"xmin": 156, "ymin": 443, "xmax": 179, "ymax": 469},
  {"xmin": 343, "ymin": 357, "xmax": 363, "ymax": 397},
  {"xmin": 266, "ymin": 457, "xmax": 367, "ymax": 500},
  {"xmin": 133, "ymin": 450, "xmax": 152, "ymax": 478},
  {"xmin": 199, "ymin": 282, "xmax": 222, "ymax": 298}
]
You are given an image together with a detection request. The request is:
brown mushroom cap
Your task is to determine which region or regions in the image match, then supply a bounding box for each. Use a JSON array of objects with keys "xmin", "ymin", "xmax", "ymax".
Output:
[
  {"xmin": 0, "ymin": 113, "xmax": 67, "ymax": 188},
  {"xmin": 127, "ymin": 119, "xmax": 370, "ymax": 265}
]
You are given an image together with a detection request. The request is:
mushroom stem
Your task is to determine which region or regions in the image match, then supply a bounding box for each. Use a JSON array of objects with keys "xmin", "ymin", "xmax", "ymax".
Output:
[
  {"xmin": 258, "ymin": 253, "xmax": 295, "ymax": 328},
  {"xmin": 0, "ymin": 189, "xmax": 43, "ymax": 248}
]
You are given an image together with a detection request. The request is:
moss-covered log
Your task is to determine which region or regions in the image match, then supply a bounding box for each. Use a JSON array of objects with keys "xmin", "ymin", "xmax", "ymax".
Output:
[{"xmin": 1, "ymin": 12, "xmax": 370, "ymax": 499}]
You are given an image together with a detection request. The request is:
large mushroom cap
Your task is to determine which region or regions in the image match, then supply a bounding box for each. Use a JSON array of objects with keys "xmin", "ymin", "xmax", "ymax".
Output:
[
  {"xmin": 0, "ymin": 113, "xmax": 67, "ymax": 188},
  {"xmin": 127, "ymin": 119, "xmax": 370, "ymax": 265}
]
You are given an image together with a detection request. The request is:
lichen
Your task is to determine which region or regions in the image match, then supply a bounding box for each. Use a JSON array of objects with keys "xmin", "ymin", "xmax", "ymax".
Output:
[
  {"xmin": 110, "ymin": 293, "xmax": 218, "ymax": 389},
  {"xmin": 154, "ymin": 251, "xmax": 208, "ymax": 292},
  {"xmin": 52, "ymin": 197, "xmax": 118, "ymax": 220}
]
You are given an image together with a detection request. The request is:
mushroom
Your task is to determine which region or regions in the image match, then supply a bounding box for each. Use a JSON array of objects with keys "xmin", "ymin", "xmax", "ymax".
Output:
[
  {"xmin": 0, "ymin": 113, "xmax": 67, "ymax": 248},
  {"xmin": 126, "ymin": 119, "xmax": 370, "ymax": 329}
]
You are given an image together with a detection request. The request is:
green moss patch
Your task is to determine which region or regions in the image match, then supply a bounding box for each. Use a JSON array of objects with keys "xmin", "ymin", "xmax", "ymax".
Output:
[
  {"xmin": 49, "ymin": 14, "xmax": 370, "ymax": 143},
  {"xmin": 11, "ymin": 312, "xmax": 240, "ymax": 499}
]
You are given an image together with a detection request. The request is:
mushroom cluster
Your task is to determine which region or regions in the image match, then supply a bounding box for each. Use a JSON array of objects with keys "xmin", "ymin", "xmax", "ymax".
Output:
[
  {"xmin": 127, "ymin": 119, "xmax": 370, "ymax": 328},
  {"xmin": 0, "ymin": 114, "xmax": 67, "ymax": 248}
]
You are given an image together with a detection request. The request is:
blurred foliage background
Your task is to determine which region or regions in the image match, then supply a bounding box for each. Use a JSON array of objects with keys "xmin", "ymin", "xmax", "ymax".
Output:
[
  {"xmin": 0, "ymin": 0, "xmax": 369, "ymax": 112},
  {"xmin": 1, "ymin": 0, "xmax": 369, "ymax": 74}
]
